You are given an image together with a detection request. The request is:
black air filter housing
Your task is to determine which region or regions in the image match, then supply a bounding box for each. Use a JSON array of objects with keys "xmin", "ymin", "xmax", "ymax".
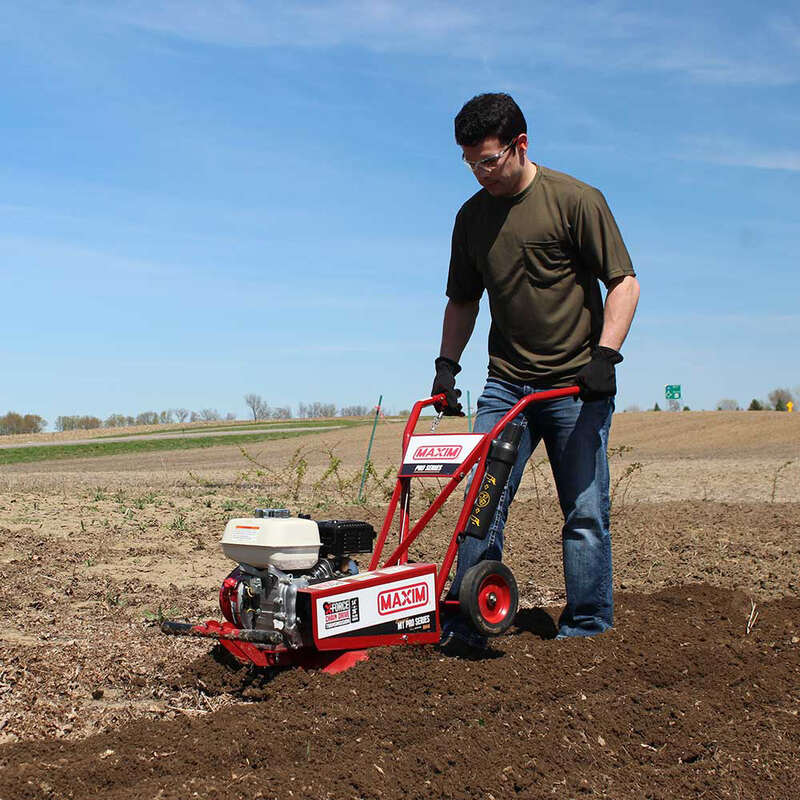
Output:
[{"xmin": 317, "ymin": 520, "xmax": 376, "ymax": 556}]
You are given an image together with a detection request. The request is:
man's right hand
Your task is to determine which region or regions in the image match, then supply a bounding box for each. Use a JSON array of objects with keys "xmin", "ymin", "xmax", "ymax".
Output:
[{"xmin": 432, "ymin": 357, "xmax": 465, "ymax": 415}]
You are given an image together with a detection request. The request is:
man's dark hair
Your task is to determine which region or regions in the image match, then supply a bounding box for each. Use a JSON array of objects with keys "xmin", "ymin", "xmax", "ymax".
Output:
[{"xmin": 454, "ymin": 93, "xmax": 527, "ymax": 146}]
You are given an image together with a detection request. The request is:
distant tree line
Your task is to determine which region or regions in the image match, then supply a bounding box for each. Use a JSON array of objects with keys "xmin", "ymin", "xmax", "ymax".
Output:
[
  {"xmin": 0, "ymin": 411, "xmax": 47, "ymax": 435},
  {"xmin": 244, "ymin": 394, "xmax": 371, "ymax": 421},
  {"xmin": 4, "ymin": 395, "xmax": 377, "ymax": 436},
  {"xmin": 298, "ymin": 401, "xmax": 337, "ymax": 419},
  {"xmin": 53, "ymin": 408, "xmax": 236, "ymax": 432},
  {"xmin": 340, "ymin": 404, "xmax": 370, "ymax": 417},
  {"xmin": 623, "ymin": 385, "xmax": 797, "ymax": 413},
  {"xmin": 102, "ymin": 409, "xmax": 236, "ymax": 428},
  {"xmin": 54, "ymin": 415, "xmax": 103, "ymax": 431},
  {"xmin": 717, "ymin": 387, "xmax": 797, "ymax": 412}
]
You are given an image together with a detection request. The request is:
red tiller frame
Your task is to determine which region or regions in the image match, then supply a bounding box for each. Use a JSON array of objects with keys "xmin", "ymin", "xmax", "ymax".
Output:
[{"xmin": 368, "ymin": 386, "xmax": 580, "ymax": 600}]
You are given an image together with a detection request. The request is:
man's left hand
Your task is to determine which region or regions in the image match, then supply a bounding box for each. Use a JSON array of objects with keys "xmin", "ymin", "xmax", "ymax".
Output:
[{"xmin": 575, "ymin": 346, "xmax": 623, "ymax": 401}]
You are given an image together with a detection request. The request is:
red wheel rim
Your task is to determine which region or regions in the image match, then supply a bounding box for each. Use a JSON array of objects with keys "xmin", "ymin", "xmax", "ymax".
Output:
[{"xmin": 477, "ymin": 574, "xmax": 512, "ymax": 625}]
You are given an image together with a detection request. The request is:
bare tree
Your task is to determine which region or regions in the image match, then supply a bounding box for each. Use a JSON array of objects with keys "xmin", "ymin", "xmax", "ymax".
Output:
[
  {"xmin": 174, "ymin": 408, "xmax": 190, "ymax": 423},
  {"xmin": 298, "ymin": 401, "xmax": 337, "ymax": 418},
  {"xmin": 244, "ymin": 393, "xmax": 269, "ymax": 421},
  {"xmin": 199, "ymin": 408, "xmax": 221, "ymax": 421},
  {"xmin": 716, "ymin": 398, "xmax": 740, "ymax": 411},
  {"xmin": 340, "ymin": 405, "xmax": 369, "ymax": 417}
]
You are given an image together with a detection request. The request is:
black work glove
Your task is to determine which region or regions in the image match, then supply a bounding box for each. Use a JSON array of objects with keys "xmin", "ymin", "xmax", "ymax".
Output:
[
  {"xmin": 575, "ymin": 346, "xmax": 624, "ymax": 401},
  {"xmin": 431, "ymin": 356, "xmax": 464, "ymax": 415}
]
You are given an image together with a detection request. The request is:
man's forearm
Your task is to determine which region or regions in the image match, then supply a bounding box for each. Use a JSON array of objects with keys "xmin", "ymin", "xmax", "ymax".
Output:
[
  {"xmin": 439, "ymin": 298, "xmax": 480, "ymax": 362},
  {"xmin": 598, "ymin": 275, "xmax": 640, "ymax": 351}
]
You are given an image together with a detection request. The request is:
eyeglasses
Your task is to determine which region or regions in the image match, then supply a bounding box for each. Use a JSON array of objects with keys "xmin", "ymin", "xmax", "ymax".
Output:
[{"xmin": 462, "ymin": 137, "xmax": 519, "ymax": 173}]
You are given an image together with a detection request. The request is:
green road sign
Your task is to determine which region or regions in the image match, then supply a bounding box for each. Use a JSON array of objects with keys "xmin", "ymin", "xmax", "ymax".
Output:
[{"xmin": 665, "ymin": 384, "xmax": 682, "ymax": 400}]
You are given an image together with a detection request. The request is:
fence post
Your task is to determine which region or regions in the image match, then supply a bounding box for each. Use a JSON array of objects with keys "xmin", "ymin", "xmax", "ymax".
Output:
[{"xmin": 358, "ymin": 394, "xmax": 382, "ymax": 503}]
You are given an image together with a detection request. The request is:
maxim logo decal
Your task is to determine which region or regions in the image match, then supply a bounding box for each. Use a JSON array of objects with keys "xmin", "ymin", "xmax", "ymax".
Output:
[
  {"xmin": 377, "ymin": 582, "xmax": 429, "ymax": 615},
  {"xmin": 412, "ymin": 445, "xmax": 463, "ymax": 461}
]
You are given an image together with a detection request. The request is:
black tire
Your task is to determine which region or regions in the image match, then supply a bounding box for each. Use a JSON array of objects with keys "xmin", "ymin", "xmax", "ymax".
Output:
[{"xmin": 459, "ymin": 560, "xmax": 519, "ymax": 636}]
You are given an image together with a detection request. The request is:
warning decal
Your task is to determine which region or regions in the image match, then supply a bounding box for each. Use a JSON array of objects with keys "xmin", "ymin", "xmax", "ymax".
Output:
[{"xmin": 323, "ymin": 597, "xmax": 360, "ymax": 630}]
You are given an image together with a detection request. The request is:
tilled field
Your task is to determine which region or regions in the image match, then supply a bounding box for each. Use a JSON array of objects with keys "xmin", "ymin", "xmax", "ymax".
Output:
[{"xmin": 0, "ymin": 412, "xmax": 798, "ymax": 799}]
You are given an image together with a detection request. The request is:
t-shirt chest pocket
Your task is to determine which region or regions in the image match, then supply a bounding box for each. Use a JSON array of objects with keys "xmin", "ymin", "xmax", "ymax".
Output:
[{"xmin": 522, "ymin": 240, "xmax": 573, "ymax": 287}]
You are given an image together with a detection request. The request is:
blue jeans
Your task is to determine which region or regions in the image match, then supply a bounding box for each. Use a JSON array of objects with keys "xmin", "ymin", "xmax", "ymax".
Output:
[{"xmin": 443, "ymin": 378, "xmax": 614, "ymax": 645}]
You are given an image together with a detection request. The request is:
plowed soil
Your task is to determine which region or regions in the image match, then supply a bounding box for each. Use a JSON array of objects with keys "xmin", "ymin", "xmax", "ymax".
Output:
[{"xmin": 1, "ymin": 411, "xmax": 799, "ymax": 799}]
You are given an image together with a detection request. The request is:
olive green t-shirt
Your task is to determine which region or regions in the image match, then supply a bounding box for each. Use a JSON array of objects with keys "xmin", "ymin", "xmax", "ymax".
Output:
[{"xmin": 447, "ymin": 165, "xmax": 636, "ymax": 386}]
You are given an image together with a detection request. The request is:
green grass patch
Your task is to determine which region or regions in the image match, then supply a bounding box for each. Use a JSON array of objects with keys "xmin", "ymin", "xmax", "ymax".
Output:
[
  {"xmin": 0, "ymin": 430, "xmax": 326, "ymax": 466},
  {"xmin": 89, "ymin": 418, "xmax": 367, "ymax": 439}
]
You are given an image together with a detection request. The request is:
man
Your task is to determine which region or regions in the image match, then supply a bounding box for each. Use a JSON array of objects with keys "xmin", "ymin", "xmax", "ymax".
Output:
[{"xmin": 433, "ymin": 93, "xmax": 639, "ymax": 651}]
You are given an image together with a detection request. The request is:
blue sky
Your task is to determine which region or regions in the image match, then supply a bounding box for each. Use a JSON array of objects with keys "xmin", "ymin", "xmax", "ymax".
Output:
[{"xmin": 1, "ymin": 0, "xmax": 798, "ymax": 423}]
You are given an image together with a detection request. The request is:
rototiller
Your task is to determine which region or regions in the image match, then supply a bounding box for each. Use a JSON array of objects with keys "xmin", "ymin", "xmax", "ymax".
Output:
[{"xmin": 162, "ymin": 387, "xmax": 579, "ymax": 672}]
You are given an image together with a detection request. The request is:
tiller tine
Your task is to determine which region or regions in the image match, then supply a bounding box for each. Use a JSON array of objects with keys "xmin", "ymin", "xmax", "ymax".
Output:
[
  {"xmin": 161, "ymin": 619, "xmax": 285, "ymax": 667},
  {"xmin": 160, "ymin": 619, "xmax": 369, "ymax": 672}
]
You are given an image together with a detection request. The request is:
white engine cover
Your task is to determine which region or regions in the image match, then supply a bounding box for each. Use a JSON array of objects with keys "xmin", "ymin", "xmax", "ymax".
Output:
[{"xmin": 221, "ymin": 517, "xmax": 321, "ymax": 570}]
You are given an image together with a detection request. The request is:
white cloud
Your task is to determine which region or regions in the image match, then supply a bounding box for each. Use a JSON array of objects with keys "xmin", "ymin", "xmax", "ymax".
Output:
[
  {"xmin": 645, "ymin": 311, "xmax": 800, "ymax": 326},
  {"xmin": 84, "ymin": 0, "xmax": 799, "ymax": 87},
  {"xmin": 647, "ymin": 53, "xmax": 795, "ymax": 87},
  {"xmin": 92, "ymin": 0, "xmax": 480, "ymax": 50},
  {"xmin": 681, "ymin": 136, "xmax": 800, "ymax": 172},
  {"xmin": 769, "ymin": 13, "xmax": 800, "ymax": 50},
  {"xmin": 732, "ymin": 150, "xmax": 800, "ymax": 171}
]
